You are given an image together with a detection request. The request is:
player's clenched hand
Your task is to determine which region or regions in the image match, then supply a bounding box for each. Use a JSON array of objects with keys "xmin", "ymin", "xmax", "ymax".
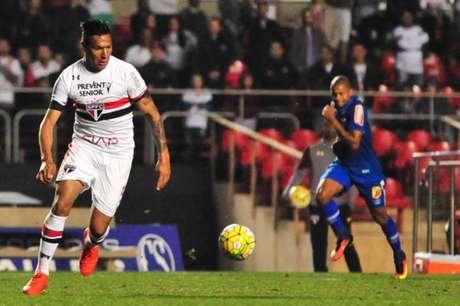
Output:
[
  {"xmin": 36, "ymin": 160, "xmax": 57, "ymax": 184},
  {"xmin": 155, "ymin": 153, "xmax": 171, "ymax": 191},
  {"xmin": 322, "ymin": 105, "xmax": 336, "ymax": 122}
]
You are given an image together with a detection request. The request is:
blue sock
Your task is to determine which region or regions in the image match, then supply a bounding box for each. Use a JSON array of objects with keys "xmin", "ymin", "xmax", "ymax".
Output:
[
  {"xmin": 321, "ymin": 200, "xmax": 349, "ymax": 239},
  {"xmin": 381, "ymin": 217, "xmax": 402, "ymax": 255}
]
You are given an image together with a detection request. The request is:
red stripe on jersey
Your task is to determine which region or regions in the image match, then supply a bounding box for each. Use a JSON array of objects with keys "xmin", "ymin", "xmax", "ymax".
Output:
[
  {"xmin": 104, "ymin": 97, "xmax": 130, "ymax": 109},
  {"xmin": 354, "ymin": 104, "xmax": 364, "ymax": 126},
  {"xmin": 132, "ymin": 88, "xmax": 148, "ymax": 102},
  {"xmin": 74, "ymin": 97, "xmax": 130, "ymax": 110},
  {"xmin": 42, "ymin": 226, "xmax": 63, "ymax": 238}
]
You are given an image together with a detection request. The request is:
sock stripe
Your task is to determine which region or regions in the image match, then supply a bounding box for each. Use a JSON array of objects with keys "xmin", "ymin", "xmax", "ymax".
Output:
[
  {"xmin": 41, "ymin": 235, "xmax": 62, "ymax": 244},
  {"xmin": 390, "ymin": 233, "xmax": 399, "ymax": 242},
  {"xmin": 42, "ymin": 225, "xmax": 63, "ymax": 239},
  {"xmin": 327, "ymin": 210, "xmax": 340, "ymax": 223}
]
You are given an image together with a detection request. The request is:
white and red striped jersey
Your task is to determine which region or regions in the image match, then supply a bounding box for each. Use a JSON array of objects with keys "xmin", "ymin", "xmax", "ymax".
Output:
[{"xmin": 51, "ymin": 56, "xmax": 147, "ymax": 158}]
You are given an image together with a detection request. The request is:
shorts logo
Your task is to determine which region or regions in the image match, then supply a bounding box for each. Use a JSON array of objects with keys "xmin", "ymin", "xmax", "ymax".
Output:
[
  {"xmin": 63, "ymin": 164, "xmax": 76, "ymax": 174},
  {"xmin": 372, "ymin": 186, "xmax": 382, "ymax": 199},
  {"xmin": 86, "ymin": 103, "xmax": 104, "ymax": 121}
]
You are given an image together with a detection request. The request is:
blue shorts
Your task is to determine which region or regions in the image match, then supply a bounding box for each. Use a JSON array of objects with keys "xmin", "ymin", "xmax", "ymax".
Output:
[{"xmin": 320, "ymin": 160, "xmax": 386, "ymax": 208}]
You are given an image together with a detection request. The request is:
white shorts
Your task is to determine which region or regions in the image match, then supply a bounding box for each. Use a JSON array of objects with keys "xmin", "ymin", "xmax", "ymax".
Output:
[{"xmin": 56, "ymin": 139, "xmax": 133, "ymax": 217}]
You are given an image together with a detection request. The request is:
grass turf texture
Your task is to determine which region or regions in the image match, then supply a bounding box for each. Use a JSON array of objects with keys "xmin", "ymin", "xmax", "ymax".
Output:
[{"xmin": 2, "ymin": 272, "xmax": 459, "ymax": 305}]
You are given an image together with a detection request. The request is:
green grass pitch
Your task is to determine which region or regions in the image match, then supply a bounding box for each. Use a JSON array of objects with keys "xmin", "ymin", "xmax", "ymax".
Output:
[{"xmin": 2, "ymin": 272, "xmax": 460, "ymax": 305}]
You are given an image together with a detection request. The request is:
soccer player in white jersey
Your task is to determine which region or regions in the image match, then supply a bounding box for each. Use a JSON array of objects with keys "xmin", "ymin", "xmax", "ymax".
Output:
[{"xmin": 23, "ymin": 20, "xmax": 171, "ymax": 296}]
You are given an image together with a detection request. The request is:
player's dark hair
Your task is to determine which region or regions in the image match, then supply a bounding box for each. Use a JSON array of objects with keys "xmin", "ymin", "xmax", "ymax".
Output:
[
  {"xmin": 80, "ymin": 19, "xmax": 111, "ymax": 46},
  {"xmin": 330, "ymin": 75, "xmax": 351, "ymax": 91}
]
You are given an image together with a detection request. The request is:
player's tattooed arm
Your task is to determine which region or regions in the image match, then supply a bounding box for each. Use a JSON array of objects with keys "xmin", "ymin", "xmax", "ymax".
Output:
[{"xmin": 136, "ymin": 94, "xmax": 171, "ymax": 190}]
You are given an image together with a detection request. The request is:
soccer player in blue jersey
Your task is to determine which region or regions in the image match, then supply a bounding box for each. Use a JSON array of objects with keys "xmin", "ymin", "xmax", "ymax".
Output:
[{"xmin": 316, "ymin": 75, "xmax": 408, "ymax": 279}]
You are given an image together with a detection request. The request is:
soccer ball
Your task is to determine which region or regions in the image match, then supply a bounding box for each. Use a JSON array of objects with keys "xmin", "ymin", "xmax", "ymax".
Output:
[
  {"xmin": 218, "ymin": 224, "xmax": 255, "ymax": 261},
  {"xmin": 289, "ymin": 185, "xmax": 312, "ymax": 208}
]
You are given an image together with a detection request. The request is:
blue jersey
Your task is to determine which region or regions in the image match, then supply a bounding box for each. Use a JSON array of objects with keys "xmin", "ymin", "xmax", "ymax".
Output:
[{"xmin": 335, "ymin": 96, "xmax": 383, "ymax": 183}]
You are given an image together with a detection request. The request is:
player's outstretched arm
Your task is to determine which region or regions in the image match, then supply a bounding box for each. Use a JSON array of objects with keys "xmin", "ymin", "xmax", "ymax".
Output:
[
  {"xmin": 136, "ymin": 94, "xmax": 171, "ymax": 191},
  {"xmin": 36, "ymin": 109, "xmax": 62, "ymax": 184}
]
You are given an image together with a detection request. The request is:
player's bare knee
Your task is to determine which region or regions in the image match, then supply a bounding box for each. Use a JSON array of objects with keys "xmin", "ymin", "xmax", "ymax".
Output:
[
  {"xmin": 316, "ymin": 189, "xmax": 332, "ymax": 205},
  {"xmin": 371, "ymin": 208, "xmax": 388, "ymax": 225},
  {"xmin": 52, "ymin": 199, "xmax": 73, "ymax": 216},
  {"xmin": 89, "ymin": 225, "xmax": 107, "ymax": 238}
]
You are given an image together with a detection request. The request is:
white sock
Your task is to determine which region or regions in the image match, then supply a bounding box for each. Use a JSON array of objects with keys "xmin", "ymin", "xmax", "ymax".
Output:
[{"xmin": 36, "ymin": 212, "xmax": 67, "ymax": 275}]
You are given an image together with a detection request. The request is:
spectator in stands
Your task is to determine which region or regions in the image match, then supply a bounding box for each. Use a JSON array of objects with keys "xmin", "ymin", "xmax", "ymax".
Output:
[
  {"xmin": 15, "ymin": 47, "xmax": 33, "ymax": 110},
  {"xmin": 355, "ymin": 1, "xmax": 393, "ymax": 62},
  {"xmin": 392, "ymin": 10, "xmax": 429, "ymax": 89},
  {"xmin": 206, "ymin": 67, "xmax": 225, "ymax": 89},
  {"xmin": 163, "ymin": 17, "xmax": 198, "ymax": 87},
  {"xmin": 422, "ymin": 79, "xmax": 455, "ymax": 115},
  {"xmin": 322, "ymin": 0, "xmax": 352, "ymax": 64},
  {"xmin": 306, "ymin": 44, "xmax": 352, "ymax": 130},
  {"xmin": 352, "ymin": 0, "xmax": 380, "ymax": 29},
  {"xmin": 386, "ymin": 1, "xmax": 420, "ymax": 25},
  {"xmin": 289, "ymin": 6, "xmax": 328, "ymax": 78},
  {"xmin": 0, "ymin": 38, "xmax": 24, "ymax": 111},
  {"xmin": 225, "ymin": 59, "xmax": 246, "ymax": 88},
  {"xmin": 28, "ymin": 43, "xmax": 61, "ymax": 87},
  {"xmin": 125, "ymin": 28, "xmax": 153, "ymax": 69},
  {"xmin": 243, "ymin": 0, "xmax": 283, "ymax": 85},
  {"xmin": 17, "ymin": 47, "xmax": 32, "ymax": 83},
  {"xmin": 179, "ymin": 0, "xmax": 210, "ymax": 45},
  {"xmin": 420, "ymin": 3, "xmax": 454, "ymax": 55},
  {"xmin": 200, "ymin": 17, "xmax": 236, "ymax": 81},
  {"xmin": 13, "ymin": 0, "xmax": 50, "ymax": 50},
  {"xmin": 47, "ymin": 0, "xmax": 90, "ymax": 64},
  {"xmin": 349, "ymin": 42, "xmax": 380, "ymax": 96},
  {"xmin": 239, "ymin": 72, "xmax": 260, "ymax": 125},
  {"xmin": 262, "ymin": 41, "xmax": 297, "ymax": 90},
  {"xmin": 28, "ymin": 43, "xmax": 61, "ymax": 107},
  {"xmin": 85, "ymin": 0, "xmax": 113, "ymax": 27},
  {"xmin": 306, "ymin": 45, "xmax": 351, "ymax": 92},
  {"xmin": 182, "ymin": 73, "xmax": 213, "ymax": 159},
  {"xmin": 146, "ymin": 0, "xmax": 180, "ymax": 39},
  {"xmin": 218, "ymin": 0, "xmax": 245, "ymax": 51},
  {"xmin": 130, "ymin": 0, "xmax": 154, "ymax": 42},
  {"xmin": 139, "ymin": 41, "xmax": 174, "ymax": 89},
  {"xmin": 282, "ymin": 120, "xmax": 361, "ymax": 272}
]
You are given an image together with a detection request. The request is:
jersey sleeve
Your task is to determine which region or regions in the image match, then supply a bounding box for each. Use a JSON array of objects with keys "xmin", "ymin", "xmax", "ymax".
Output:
[
  {"xmin": 50, "ymin": 72, "xmax": 69, "ymax": 110},
  {"xmin": 350, "ymin": 103, "xmax": 366, "ymax": 133},
  {"xmin": 126, "ymin": 64, "xmax": 148, "ymax": 102}
]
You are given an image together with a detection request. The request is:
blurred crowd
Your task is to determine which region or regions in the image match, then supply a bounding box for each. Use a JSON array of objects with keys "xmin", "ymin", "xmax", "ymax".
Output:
[{"xmin": 1, "ymin": 0, "xmax": 460, "ymax": 120}]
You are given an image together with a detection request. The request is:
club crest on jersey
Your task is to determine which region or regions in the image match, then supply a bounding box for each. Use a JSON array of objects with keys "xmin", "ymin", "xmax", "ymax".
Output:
[
  {"xmin": 86, "ymin": 103, "xmax": 104, "ymax": 121},
  {"xmin": 372, "ymin": 186, "xmax": 382, "ymax": 199}
]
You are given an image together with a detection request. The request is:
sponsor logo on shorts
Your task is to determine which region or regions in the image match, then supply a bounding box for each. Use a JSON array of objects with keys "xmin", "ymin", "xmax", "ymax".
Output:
[
  {"xmin": 83, "ymin": 134, "xmax": 119, "ymax": 148},
  {"xmin": 372, "ymin": 186, "xmax": 382, "ymax": 199},
  {"xmin": 63, "ymin": 164, "xmax": 76, "ymax": 174}
]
